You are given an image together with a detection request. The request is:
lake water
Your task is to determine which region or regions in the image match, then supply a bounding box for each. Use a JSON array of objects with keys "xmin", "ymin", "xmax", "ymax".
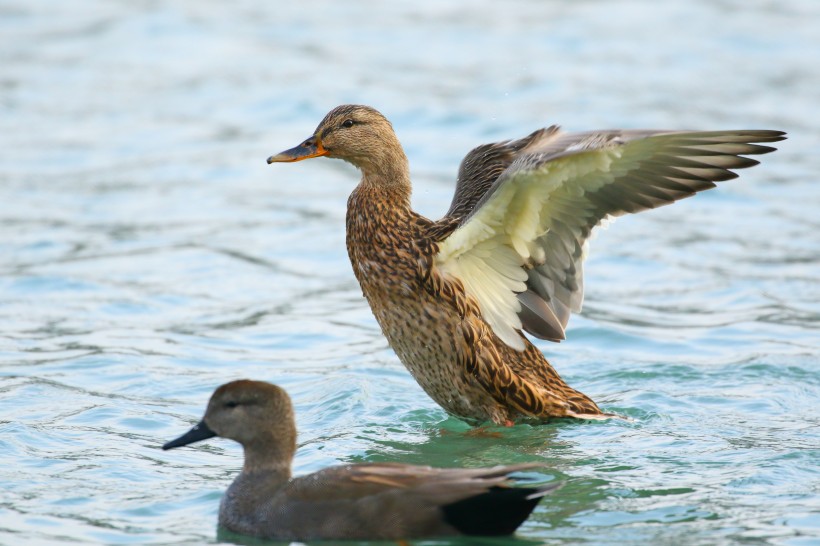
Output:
[{"xmin": 1, "ymin": 1, "xmax": 819, "ymax": 544}]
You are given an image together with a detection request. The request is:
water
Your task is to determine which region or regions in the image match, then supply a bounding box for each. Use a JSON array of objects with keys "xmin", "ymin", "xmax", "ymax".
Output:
[{"xmin": 1, "ymin": 0, "xmax": 819, "ymax": 544}]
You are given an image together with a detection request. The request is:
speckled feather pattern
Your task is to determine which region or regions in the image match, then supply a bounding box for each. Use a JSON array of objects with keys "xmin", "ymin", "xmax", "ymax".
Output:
[
  {"xmin": 269, "ymin": 104, "xmax": 784, "ymax": 426},
  {"xmin": 346, "ymin": 183, "xmax": 602, "ymax": 424}
]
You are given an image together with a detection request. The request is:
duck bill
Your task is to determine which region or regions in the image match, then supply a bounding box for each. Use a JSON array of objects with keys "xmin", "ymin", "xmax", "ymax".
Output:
[
  {"xmin": 267, "ymin": 137, "xmax": 327, "ymax": 163},
  {"xmin": 162, "ymin": 420, "xmax": 216, "ymax": 450}
]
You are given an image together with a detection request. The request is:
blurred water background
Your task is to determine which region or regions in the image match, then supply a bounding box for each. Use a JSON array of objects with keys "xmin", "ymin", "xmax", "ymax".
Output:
[{"xmin": 1, "ymin": 1, "xmax": 819, "ymax": 544}]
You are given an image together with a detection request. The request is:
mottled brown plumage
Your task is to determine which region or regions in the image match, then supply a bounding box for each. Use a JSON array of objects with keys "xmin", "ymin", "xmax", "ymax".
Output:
[
  {"xmin": 162, "ymin": 380, "xmax": 555, "ymax": 540},
  {"xmin": 268, "ymin": 105, "xmax": 785, "ymax": 425}
]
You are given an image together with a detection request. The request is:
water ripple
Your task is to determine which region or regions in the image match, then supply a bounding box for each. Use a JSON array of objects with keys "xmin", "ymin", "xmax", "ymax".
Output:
[{"xmin": 2, "ymin": 0, "xmax": 819, "ymax": 544}]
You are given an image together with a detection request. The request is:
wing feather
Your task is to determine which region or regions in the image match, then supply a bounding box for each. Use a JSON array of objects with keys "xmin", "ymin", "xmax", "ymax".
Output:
[{"xmin": 435, "ymin": 128, "xmax": 785, "ymax": 350}]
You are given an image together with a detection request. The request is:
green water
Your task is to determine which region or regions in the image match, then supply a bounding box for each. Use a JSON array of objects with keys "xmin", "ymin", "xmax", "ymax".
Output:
[{"xmin": 1, "ymin": 1, "xmax": 819, "ymax": 544}]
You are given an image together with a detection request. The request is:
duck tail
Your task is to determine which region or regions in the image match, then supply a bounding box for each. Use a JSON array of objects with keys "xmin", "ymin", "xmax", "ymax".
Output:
[{"xmin": 441, "ymin": 482, "xmax": 560, "ymax": 536}]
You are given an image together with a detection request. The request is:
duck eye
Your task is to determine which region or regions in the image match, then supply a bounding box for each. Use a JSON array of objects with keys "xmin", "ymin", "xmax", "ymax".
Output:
[
  {"xmin": 224, "ymin": 401, "xmax": 239, "ymax": 409},
  {"xmin": 341, "ymin": 119, "xmax": 355, "ymax": 128}
]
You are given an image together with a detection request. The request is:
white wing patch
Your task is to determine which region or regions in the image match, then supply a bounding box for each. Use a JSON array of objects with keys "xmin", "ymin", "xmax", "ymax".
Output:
[{"xmin": 436, "ymin": 147, "xmax": 623, "ymax": 351}]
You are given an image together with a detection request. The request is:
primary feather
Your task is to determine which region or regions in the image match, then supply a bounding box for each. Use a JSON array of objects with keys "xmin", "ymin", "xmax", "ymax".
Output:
[{"xmin": 437, "ymin": 128, "xmax": 786, "ymax": 349}]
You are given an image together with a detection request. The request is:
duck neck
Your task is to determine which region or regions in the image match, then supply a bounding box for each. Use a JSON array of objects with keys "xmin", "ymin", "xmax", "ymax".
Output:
[
  {"xmin": 356, "ymin": 147, "xmax": 412, "ymax": 208},
  {"xmin": 221, "ymin": 446, "xmax": 292, "ymax": 532},
  {"xmin": 358, "ymin": 174, "xmax": 411, "ymax": 210},
  {"xmin": 240, "ymin": 435, "xmax": 295, "ymax": 482}
]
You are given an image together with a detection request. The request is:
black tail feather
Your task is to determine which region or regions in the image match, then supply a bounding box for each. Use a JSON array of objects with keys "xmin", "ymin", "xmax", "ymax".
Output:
[{"xmin": 441, "ymin": 484, "xmax": 558, "ymax": 536}]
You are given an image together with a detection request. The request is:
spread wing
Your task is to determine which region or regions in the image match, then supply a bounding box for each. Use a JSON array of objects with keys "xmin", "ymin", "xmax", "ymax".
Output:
[
  {"xmin": 445, "ymin": 126, "xmax": 560, "ymax": 219},
  {"xmin": 435, "ymin": 128, "xmax": 786, "ymax": 351}
]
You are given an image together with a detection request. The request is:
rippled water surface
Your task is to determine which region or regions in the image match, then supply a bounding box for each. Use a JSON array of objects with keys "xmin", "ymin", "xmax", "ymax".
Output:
[{"xmin": 2, "ymin": 1, "xmax": 819, "ymax": 544}]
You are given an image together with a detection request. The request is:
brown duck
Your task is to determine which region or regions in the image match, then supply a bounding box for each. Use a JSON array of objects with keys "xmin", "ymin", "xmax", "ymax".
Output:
[
  {"xmin": 267, "ymin": 105, "xmax": 785, "ymax": 425},
  {"xmin": 163, "ymin": 380, "xmax": 556, "ymax": 540}
]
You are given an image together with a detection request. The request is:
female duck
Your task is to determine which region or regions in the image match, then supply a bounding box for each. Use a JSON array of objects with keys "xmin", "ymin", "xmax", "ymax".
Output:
[{"xmin": 268, "ymin": 105, "xmax": 784, "ymax": 425}]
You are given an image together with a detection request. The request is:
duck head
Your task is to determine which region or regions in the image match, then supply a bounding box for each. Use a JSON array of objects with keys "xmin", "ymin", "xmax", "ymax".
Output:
[
  {"xmin": 163, "ymin": 380, "xmax": 297, "ymax": 472},
  {"xmin": 267, "ymin": 104, "xmax": 408, "ymax": 179}
]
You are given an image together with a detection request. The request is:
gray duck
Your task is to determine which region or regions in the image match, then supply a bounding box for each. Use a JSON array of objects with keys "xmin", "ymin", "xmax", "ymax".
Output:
[
  {"xmin": 163, "ymin": 379, "xmax": 556, "ymax": 540},
  {"xmin": 267, "ymin": 105, "xmax": 785, "ymax": 425}
]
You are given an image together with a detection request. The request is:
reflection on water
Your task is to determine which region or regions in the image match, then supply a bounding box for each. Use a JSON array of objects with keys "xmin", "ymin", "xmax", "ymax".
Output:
[{"xmin": 2, "ymin": 0, "xmax": 820, "ymax": 544}]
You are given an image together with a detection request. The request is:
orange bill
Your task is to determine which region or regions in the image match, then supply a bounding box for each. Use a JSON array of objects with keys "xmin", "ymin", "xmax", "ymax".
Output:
[{"xmin": 267, "ymin": 136, "xmax": 327, "ymax": 163}]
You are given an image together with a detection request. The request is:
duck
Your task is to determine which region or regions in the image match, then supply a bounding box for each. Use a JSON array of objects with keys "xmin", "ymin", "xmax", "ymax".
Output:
[
  {"xmin": 162, "ymin": 379, "xmax": 556, "ymax": 540},
  {"xmin": 267, "ymin": 105, "xmax": 785, "ymax": 425}
]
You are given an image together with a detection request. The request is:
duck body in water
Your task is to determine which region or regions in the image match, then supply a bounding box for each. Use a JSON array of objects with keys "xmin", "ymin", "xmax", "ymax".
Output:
[
  {"xmin": 163, "ymin": 380, "xmax": 556, "ymax": 540},
  {"xmin": 268, "ymin": 105, "xmax": 785, "ymax": 425}
]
